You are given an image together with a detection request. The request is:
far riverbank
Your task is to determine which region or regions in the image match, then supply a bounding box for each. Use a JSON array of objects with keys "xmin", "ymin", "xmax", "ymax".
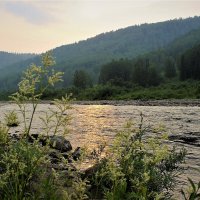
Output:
[
  {"xmin": 1, "ymin": 99, "xmax": 200, "ymax": 107},
  {"xmin": 73, "ymin": 99, "xmax": 200, "ymax": 106}
]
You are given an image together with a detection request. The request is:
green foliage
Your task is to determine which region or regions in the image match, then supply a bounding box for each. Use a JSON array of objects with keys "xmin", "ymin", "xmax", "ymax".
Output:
[
  {"xmin": 10, "ymin": 52, "xmax": 63, "ymax": 136},
  {"xmin": 99, "ymin": 58, "xmax": 161, "ymax": 88},
  {"xmin": 40, "ymin": 94, "xmax": 73, "ymax": 136},
  {"xmin": 164, "ymin": 58, "xmax": 177, "ymax": 79},
  {"xmin": 0, "ymin": 51, "xmax": 35, "ymax": 70},
  {"xmin": 179, "ymin": 44, "xmax": 200, "ymax": 81},
  {"xmin": 0, "ymin": 53, "xmax": 89, "ymax": 200},
  {"xmin": 99, "ymin": 59, "xmax": 132, "ymax": 85},
  {"xmin": 76, "ymin": 84, "xmax": 129, "ymax": 100},
  {"xmin": 71, "ymin": 80, "xmax": 200, "ymax": 100},
  {"xmin": 0, "ymin": 140, "xmax": 46, "ymax": 199},
  {"xmin": 91, "ymin": 116, "xmax": 186, "ymax": 199},
  {"xmin": 181, "ymin": 177, "xmax": 200, "ymax": 200},
  {"xmin": 0, "ymin": 123, "xmax": 9, "ymax": 145},
  {"xmin": 1, "ymin": 17, "xmax": 200, "ymax": 90},
  {"xmin": 166, "ymin": 28, "xmax": 200, "ymax": 57},
  {"xmin": 132, "ymin": 59, "xmax": 161, "ymax": 87},
  {"xmin": 4, "ymin": 110, "xmax": 19, "ymax": 127},
  {"xmin": 73, "ymin": 70, "xmax": 92, "ymax": 89}
]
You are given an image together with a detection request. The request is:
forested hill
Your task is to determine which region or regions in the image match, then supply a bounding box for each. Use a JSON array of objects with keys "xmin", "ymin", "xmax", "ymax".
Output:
[
  {"xmin": 52, "ymin": 16, "xmax": 200, "ymax": 83},
  {"xmin": 141, "ymin": 27, "xmax": 200, "ymax": 70},
  {"xmin": 165, "ymin": 28, "xmax": 200, "ymax": 57},
  {"xmin": 0, "ymin": 51, "xmax": 35, "ymax": 69},
  {"xmin": 1, "ymin": 16, "xmax": 200, "ymax": 90}
]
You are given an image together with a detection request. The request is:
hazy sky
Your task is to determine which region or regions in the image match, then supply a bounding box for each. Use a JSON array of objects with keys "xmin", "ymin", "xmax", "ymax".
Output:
[{"xmin": 0, "ymin": 0, "xmax": 200, "ymax": 53}]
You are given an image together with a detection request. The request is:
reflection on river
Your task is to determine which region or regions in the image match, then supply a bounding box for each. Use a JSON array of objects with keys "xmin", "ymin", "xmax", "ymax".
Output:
[{"xmin": 0, "ymin": 103, "xmax": 200, "ymax": 196}]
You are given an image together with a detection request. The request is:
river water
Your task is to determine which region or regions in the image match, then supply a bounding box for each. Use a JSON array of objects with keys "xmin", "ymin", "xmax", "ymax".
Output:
[{"xmin": 0, "ymin": 103, "xmax": 200, "ymax": 197}]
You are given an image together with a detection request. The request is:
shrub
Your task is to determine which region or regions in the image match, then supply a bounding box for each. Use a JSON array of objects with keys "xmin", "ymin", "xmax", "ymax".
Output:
[
  {"xmin": 0, "ymin": 122, "xmax": 9, "ymax": 145},
  {"xmin": 4, "ymin": 110, "xmax": 19, "ymax": 127},
  {"xmin": 90, "ymin": 115, "xmax": 186, "ymax": 199},
  {"xmin": 0, "ymin": 139, "xmax": 46, "ymax": 199},
  {"xmin": 10, "ymin": 52, "xmax": 63, "ymax": 137},
  {"xmin": 0, "ymin": 52, "xmax": 88, "ymax": 200},
  {"xmin": 181, "ymin": 177, "xmax": 200, "ymax": 200}
]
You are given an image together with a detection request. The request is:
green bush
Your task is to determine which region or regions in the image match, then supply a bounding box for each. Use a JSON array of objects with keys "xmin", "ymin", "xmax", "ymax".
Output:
[
  {"xmin": 90, "ymin": 115, "xmax": 186, "ymax": 199},
  {"xmin": 4, "ymin": 110, "xmax": 19, "ymax": 127},
  {"xmin": 181, "ymin": 177, "xmax": 200, "ymax": 200},
  {"xmin": 0, "ymin": 139, "xmax": 46, "ymax": 199},
  {"xmin": 0, "ymin": 123, "xmax": 9, "ymax": 145},
  {"xmin": 0, "ymin": 53, "xmax": 88, "ymax": 200}
]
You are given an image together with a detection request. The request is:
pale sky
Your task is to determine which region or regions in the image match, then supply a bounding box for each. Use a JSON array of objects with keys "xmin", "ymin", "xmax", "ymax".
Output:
[{"xmin": 0, "ymin": 0, "xmax": 200, "ymax": 53}]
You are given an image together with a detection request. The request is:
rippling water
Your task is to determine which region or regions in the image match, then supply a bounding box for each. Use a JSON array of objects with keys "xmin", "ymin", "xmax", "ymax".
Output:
[{"xmin": 0, "ymin": 103, "xmax": 200, "ymax": 197}]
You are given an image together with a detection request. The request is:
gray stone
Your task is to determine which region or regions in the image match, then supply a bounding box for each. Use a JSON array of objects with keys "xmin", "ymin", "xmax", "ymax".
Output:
[
  {"xmin": 169, "ymin": 133, "xmax": 200, "ymax": 147},
  {"xmin": 50, "ymin": 135, "xmax": 72, "ymax": 152},
  {"xmin": 72, "ymin": 147, "xmax": 81, "ymax": 160}
]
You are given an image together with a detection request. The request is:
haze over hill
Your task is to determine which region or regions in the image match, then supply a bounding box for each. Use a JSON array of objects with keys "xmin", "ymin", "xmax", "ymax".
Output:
[
  {"xmin": 0, "ymin": 52, "xmax": 35, "ymax": 69},
  {"xmin": 0, "ymin": 16, "xmax": 200, "ymax": 91}
]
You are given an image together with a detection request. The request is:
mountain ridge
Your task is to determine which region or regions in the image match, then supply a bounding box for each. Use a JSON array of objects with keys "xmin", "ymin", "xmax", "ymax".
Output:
[
  {"xmin": 0, "ymin": 51, "xmax": 36, "ymax": 69},
  {"xmin": 1, "ymin": 16, "xmax": 200, "ymax": 90}
]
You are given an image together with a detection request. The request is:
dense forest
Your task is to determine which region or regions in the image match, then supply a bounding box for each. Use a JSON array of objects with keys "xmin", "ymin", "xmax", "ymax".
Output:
[
  {"xmin": 0, "ymin": 16, "xmax": 200, "ymax": 100},
  {"xmin": 0, "ymin": 52, "xmax": 35, "ymax": 69},
  {"xmin": 57, "ymin": 43, "xmax": 200, "ymax": 101}
]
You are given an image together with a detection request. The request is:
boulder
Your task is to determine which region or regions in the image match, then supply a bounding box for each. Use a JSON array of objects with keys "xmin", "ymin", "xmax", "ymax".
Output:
[
  {"xmin": 49, "ymin": 150, "xmax": 61, "ymax": 164},
  {"xmin": 50, "ymin": 135, "xmax": 72, "ymax": 152}
]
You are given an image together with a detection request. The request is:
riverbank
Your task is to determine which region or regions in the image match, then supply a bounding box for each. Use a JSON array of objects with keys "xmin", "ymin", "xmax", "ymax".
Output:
[
  {"xmin": 74, "ymin": 99, "xmax": 200, "ymax": 106},
  {"xmin": 1, "ymin": 99, "xmax": 200, "ymax": 107}
]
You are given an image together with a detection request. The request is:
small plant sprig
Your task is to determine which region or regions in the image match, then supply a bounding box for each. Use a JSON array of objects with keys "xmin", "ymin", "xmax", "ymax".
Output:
[
  {"xmin": 40, "ymin": 94, "xmax": 73, "ymax": 137},
  {"xmin": 0, "ymin": 52, "xmax": 91, "ymax": 200},
  {"xmin": 181, "ymin": 177, "xmax": 200, "ymax": 200},
  {"xmin": 90, "ymin": 114, "xmax": 186, "ymax": 200},
  {"xmin": 0, "ymin": 122, "xmax": 9, "ymax": 145},
  {"xmin": 10, "ymin": 52, "xmax": 63, "ymax": 137},
  {"xmin": 4, "ymin": 110, "xmax": 19, "ymax": 127}
]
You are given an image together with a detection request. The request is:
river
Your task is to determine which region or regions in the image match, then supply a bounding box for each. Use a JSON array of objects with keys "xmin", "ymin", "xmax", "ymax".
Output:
[{"xmin": 0, "ymin": 102, "xmax": 200, "ymax": 198}]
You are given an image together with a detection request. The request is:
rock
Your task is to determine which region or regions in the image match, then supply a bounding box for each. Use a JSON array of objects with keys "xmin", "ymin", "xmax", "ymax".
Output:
[
  {"xmin": 61, "ymin": 152, "xmax": 69, "ymax": 159},
  {"xmin": 49, "ymin": 150, "xmax": 74, "ymax": 165},
  {"xmin": 72, "ymin": 147, "xmax": 82, "ymax": 160},
  {"xmin": 169, "ymin": 133, "xmax": 200, "ymax": 147},
  {"xmin": 180, "ymin": 135, "xmax": 198, "ymax": 143},
  {"xmin": 61, "ymin": 152, "xmax": 73, "ymax": 163},
  {"xmin": 49, "ymin": 150, "xmax": 60, "ymax": 164},
  {"xmin": 28, "ymin": 133, "xmax": 39, "ymax": 143},
  {"xmin": 10, "ymin": 133, "xmax": 21, "ymax": 141},
  {"xmin": 50, "ymin": 135, "xmax": 72, "ymax": 152}
]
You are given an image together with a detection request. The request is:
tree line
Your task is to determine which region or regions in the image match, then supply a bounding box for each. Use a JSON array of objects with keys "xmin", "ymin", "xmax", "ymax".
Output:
[{"xmin": 72, "ymin": 43, "xmax": 200, "ymax": 90}]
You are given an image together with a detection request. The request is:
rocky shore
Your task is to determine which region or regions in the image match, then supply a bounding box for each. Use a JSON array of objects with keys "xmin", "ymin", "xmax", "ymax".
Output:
[
  {"xmin": 1, "ymin": 99, "xmax": 200, "ymax": 107},
  {"xmin": 74, "ymin": 99, "xmax": 200, "ymax": 106}
]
